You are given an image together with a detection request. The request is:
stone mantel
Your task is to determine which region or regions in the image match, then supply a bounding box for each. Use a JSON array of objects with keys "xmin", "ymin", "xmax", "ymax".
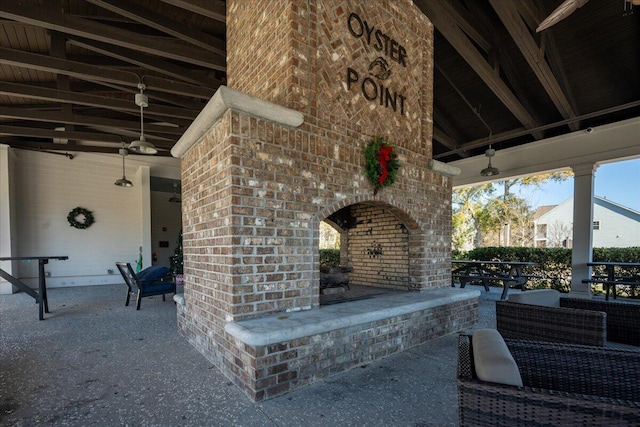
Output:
[{"xmin": 171, "ymin": 85, "xmax": 304, "ymax": 158}]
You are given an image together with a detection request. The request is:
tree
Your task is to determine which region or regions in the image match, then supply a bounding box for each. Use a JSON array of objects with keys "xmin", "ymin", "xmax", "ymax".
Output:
[
  {"xmin": 452, "ymin": 184, "xmax": 495, "ymax": 250},
  {"xmin": 170, "ymin": 229, "xmax": 183, "ymax": 276},
  {"xmin": 496, "ymin": 171, "xmax": 572, "ymax": 246},
  {"xmin": 546, "ymin": 220, "xmax": 572, "ymax": 247},
  {"xmin": 320, "ymin": 222, "xmax": 340, "ymax": 249},
  {"xmin": 453, "ymin": 170, "xmax": 572, "ymax": 249}
]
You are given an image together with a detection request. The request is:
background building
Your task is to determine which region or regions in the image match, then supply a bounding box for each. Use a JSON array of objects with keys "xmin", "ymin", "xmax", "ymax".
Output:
[{"xmin": 534, "ymin": 196, "xmax": 640, "ymax": 248}]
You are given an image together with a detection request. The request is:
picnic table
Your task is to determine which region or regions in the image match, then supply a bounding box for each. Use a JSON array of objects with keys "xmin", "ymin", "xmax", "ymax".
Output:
[
  {"xmin": 0, "ymin": 256, "xmax": 68, "ymax": 320},
  {"xmin": 452, "ymin": 260, "xmax": 539, "ymax": 300},
  {"xmin": 583, "ymin": 261, "xmax": 640, "ymax": 301}
]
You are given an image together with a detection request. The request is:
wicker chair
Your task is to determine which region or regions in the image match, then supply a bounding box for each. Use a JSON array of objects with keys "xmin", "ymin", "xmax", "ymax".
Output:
[
  {"xmin": 457, "ymin": 334, "xmax": 640, "ymax": 426},
  {"xmin": 496, "ymin": 290, "xmax": 640, "ymax": 346},
  {"xmin": 561, "ymin": 297, "xmax": 640, "ymax": 346}
]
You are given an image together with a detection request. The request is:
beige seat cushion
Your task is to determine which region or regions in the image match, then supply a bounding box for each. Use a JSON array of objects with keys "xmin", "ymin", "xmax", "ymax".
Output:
[
  {"xmin": 472, "ymin": 329, "xmax": 523, "ymax": 387},
  {"xmin": 508, "ymin": 288, "xmax": 560, "ymax": 307}
]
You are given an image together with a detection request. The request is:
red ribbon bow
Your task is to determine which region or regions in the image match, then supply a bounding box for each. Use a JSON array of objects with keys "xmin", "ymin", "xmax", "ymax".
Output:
[{"xmin": 378, "ymin": 145, "xmax": 393, "ymax": 184}]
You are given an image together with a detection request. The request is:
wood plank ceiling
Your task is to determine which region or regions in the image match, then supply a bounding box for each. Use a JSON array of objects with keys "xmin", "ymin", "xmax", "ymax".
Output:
[{"xmin": 0, "ymin": 0, "xmax": 638, "ymax": 161}]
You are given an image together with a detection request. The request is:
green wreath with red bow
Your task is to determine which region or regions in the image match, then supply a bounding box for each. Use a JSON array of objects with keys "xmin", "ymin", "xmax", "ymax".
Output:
[{"xmin": 365, "ymin": 136, "xmax": 400, "ymax": 194}]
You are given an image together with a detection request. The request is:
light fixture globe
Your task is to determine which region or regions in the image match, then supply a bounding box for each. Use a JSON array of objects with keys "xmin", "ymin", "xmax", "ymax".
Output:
[
  {"xmin": 480, "ymin": 147, "xmax": 500, "ymax": 177},
  {"xmin": 168, "ymin": 182, "xmax": 181, "ymax": 203},
  {"xmin": 115, "ymin": 176, "xmax": 133, "ymax": 187},
  {"xmin": 128, "ymin": 82, "xmax": 157, "ymax": 155},
  {"xmin": 128, "ymin": 135, "xmax": 157, "ymax": 154},
  {"xmin": 115, "ymin": 147, "xmax": 133, "ymax": 187}
]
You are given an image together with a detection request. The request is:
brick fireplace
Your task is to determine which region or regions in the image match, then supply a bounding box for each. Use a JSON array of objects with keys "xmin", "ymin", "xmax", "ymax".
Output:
[{"xmin": 171, "ymin": 0, "xmax": 478, "ymax": 401}]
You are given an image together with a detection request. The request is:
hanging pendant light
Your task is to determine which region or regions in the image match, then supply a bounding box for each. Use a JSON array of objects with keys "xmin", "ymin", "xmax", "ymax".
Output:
[
  {"xmin": 114, "ymin": 145, "xmax": 133, "ymax": 187},
  {"xmin": 168, "ymin": 182, "xmax": 181, "ymax": 203},
  {"xmin": 128, "ymin": 82, "xmax": 158, "ymax": 155},
  {"xmin": 480, "ymin": 145, "xmax": 500, "ymax": 177}
]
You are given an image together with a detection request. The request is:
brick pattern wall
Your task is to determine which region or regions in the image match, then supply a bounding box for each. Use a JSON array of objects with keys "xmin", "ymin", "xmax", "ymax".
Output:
[
  {"xmin": 227, "ymin": 0, "xmax": 295, "ymax": 108},
  {"xmin": 348, "ymin": 204, "xmax": 409, "ymax": 289},
  {"xmin": 223, "ymin": 0, "xmax": 448, "ymax": 287},
  {"xmin": 228, "ymin": 0, "xmax": 433, "ymax": 156},
  {"xmin": 313, "ymin": 1, "xmax": 433, "ymax": 154},
  {"xmin": 178, "ymin": 115, "xmax": 235, "ymax": 369},
  {"xmin": 228, "ymin": 297, "xmax": 478, "ymax": 401},
  {"xmin": 175, "ymin": 0, "xmax": 465, "ymax": 402}
]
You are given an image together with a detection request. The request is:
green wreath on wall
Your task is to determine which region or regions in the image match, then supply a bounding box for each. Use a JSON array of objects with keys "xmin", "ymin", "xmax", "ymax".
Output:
[
  {"xmin": 67, "ymin": 207, "xmax": 95, "ymax": 229},
  {"xmin": 364, "ymin": 136, "xmax": 400, "ymax": 195}
]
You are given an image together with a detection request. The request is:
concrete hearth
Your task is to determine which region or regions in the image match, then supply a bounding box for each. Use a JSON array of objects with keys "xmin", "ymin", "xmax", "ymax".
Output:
[
  {"xmin": 175, "ymin": 287, "xmax": 479, "ymax": 400},
  {"xmin": 225, "ymin": 288, "xmax": 479, "ymax": 347}
]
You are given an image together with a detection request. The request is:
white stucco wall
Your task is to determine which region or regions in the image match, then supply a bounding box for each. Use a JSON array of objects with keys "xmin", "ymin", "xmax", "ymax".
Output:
[
  {"xmin": 4, "ymin": 148, "xmax": 180, "ymax": 290},
  {"xmin": 0, "ymin": 145, "xmax": 18, "ymax": 293}
]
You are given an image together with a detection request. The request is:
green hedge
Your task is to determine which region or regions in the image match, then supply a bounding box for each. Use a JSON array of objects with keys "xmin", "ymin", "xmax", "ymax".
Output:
[
  {"xmin": 455, "ymin": 246, "xmax": 640, "ymax": 297},
  {"xmin": 321, "ymin": 246, "xmax": 639, "ymax": 297},
  {"xmin": 320, "ymin": 249, "xmax": 341, "ymax": 266}
]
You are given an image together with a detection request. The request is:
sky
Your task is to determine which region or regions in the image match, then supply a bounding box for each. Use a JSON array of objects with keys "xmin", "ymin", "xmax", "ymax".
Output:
[{"xmin": 519, "ymin": 158, "xmax": 640, "ymax": 212}]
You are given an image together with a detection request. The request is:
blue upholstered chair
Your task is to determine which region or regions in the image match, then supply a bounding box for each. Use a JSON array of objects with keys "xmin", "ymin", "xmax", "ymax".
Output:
[{"xmin": 115, "ymin": 262, "xmax": 176, "ymax": 310}]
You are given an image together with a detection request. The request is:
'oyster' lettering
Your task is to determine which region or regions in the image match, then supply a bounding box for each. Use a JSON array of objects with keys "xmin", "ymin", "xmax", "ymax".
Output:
[{"xmin": 347, "ymin": 12, "xmax": 407, "ymax": 67}]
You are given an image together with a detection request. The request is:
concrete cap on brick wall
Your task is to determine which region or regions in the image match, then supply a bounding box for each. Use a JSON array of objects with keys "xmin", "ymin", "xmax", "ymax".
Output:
[
  {"xmin": 171, "ymin": 85, "xmax": 304, "ymax": 158},
  {"xmin": 428, "ymin": 159, "xmax": 461, "ymax": 177}
]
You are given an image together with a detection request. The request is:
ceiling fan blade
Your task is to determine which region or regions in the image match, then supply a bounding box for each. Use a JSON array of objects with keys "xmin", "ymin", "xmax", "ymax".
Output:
[{"xmin": 536, "ymin": 0, "xmax": 589, "ymax": 33}]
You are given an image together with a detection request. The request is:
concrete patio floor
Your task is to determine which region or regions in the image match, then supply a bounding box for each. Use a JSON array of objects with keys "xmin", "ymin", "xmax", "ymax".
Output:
[{"xmin": 0, "ymin": 283, "xmax": 624, "ymax": 427}]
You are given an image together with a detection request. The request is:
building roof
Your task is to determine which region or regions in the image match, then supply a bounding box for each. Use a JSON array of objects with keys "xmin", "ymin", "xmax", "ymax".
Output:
[
  {"xmin": 535, "ymin": 195, "xmax": 640, "ymax": 223},
  {"xmin": 534, "ymin": 205, "xmax": 557, "ymax": 220}
]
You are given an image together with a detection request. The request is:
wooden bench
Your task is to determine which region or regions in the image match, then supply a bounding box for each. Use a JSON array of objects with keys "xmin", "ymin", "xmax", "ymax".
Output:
[
  {"xmin": 454, "ymin": 273, "xmax": 541, "ymax": 300},
  {"xmin": 582, "ymin": 277, "xmax": 639, "ymax": 301},
  {"xmin": 452, "ymin": 260, "xmax": 540, "ymax": 299}
]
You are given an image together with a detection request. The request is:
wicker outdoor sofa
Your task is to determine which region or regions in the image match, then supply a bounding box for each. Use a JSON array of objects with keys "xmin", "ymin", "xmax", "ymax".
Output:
[
  {"xmin": 496, "ymin": 289, "xmax": 640, "ymax": 346},
  {"xmin": 457, "ymin": 331, "xmax": 640, "ymax": 426}
]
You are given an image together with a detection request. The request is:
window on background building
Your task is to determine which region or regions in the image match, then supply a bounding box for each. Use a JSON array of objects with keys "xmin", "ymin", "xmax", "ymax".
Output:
[{"xmin": 593, "ymin": 220, "xmax": 600, "ymax": 230}]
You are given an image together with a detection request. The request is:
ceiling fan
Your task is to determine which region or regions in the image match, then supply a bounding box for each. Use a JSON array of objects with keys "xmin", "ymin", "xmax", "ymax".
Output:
[
  {"xmin": 537, "ymin": 0, "xmax": 638, "ymax": 32},
  {"xmin": 536, "ymin": 0, "xmax": 589, "ymax": 32}
]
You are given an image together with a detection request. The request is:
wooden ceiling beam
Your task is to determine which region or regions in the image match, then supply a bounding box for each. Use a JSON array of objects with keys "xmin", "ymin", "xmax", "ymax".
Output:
[
  {"xmin": 462, "ymin": 0, "xmax": 545, "ymax": 141},
  {"xmin": 0, "ymin": 46, "xmax": 138, "ymax": 86},
  {"xmin": 433, "ymin": 105, "xmax": 469, "ymax": 155},
  {"xmin": 0, "ymin": 119, "xmax": 175, "ymax": 143},
  {"xmin": 0, "ymin": 82, "xmax": 198, "ymax": 120},
  {"xmin": 65, "ymin": 36, "xmax": 219, "ymax": 87},
  {"xmin": 488, "ymin": 0, "xmax": 578, "ymax": 131},
  {"xmin": 541, "ymin": 30, "xmax": 581, "ymax": 127},
  {"xmin": 0, "ymin": 124, "xmax": 123, "ymax": 143},
  {"xmin": 433, "ymin": 127, "xmax": 459, "ymax": 152},
  {"xmin": 497, "ymin": 51, "xmax": 545, "ymax": 127},
  {"xmin": 434, "ymin": 106, "xmax": 467, "ymax": 141},
  {"xmin": 143, "ymin": 76, "xmax": 216, "ymax": 100},
  {"xmin": 433, "ymin": 126, "xmax": 529, "ymax": 159},
  {"xmin": 416, "ymin": 0, "xmax": 540, "ymax": 134},
  {"xmin": 0, "ymin": 107, "xmax": 186, "ymax": 135},
  {"xmin": 159, "ymin": 0, "xmax": 226, "ymax": 23},
  {"xmin": 436, "ymin": 0, "xmax": 492, "ymax": 53},
  {"xmin": 86, "ymin": 0, "xmax": 225, "ymax": 55},
  {"xmin": 435, "ymin": 98, "xmax": 640, "ymax": 159},
  {"xmin": 5, "ymin": 141, "xmax": 173, "ymax": 156},
  {"xmin": 0, "ymin": 45, "xmax": 218, "ymax": 99},
  {"xmin": 0, "ymin": 4, "xmax": 225, "ymax": 70}
]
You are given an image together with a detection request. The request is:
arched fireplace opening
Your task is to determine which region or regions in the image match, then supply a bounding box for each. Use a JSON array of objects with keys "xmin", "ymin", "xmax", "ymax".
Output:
[{"xmin": 319, "ymin": 201, "xmax": 414, "ymax": 305}]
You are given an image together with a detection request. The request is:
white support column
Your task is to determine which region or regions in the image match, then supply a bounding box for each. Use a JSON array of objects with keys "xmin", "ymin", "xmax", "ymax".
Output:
[
  {"xmin": 136, "ymin": 165, "xmax": 153, "ymax": 270},
  {"xmin": 569, "ymin": 162, "xmax": 597, "ymax": 298},
  {"xmin": 0, "ymin": 145, "xmax": 17, "ymax": 294}
]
